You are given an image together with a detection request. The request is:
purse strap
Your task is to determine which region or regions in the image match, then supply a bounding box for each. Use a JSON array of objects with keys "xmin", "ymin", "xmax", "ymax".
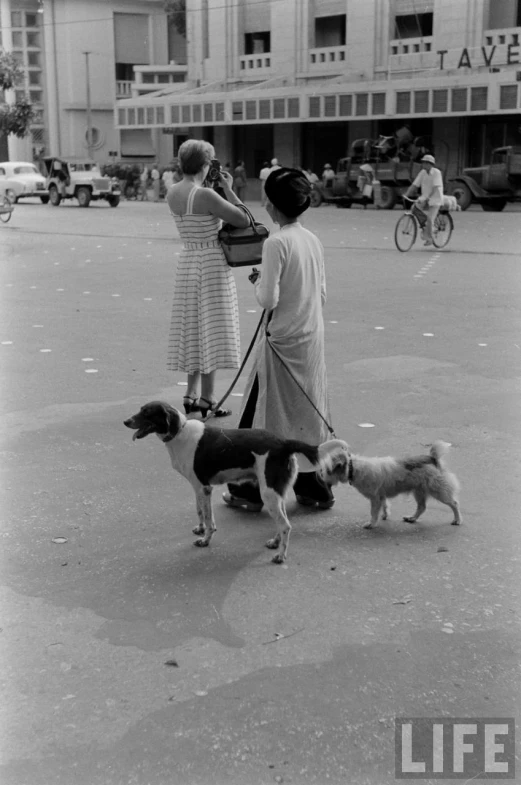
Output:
[{"xmin": 238, "ymin": 204, "xmax": 263, "ymax": 238}]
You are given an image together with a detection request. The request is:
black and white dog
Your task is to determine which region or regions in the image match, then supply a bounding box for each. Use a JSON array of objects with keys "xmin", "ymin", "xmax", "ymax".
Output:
[{"xmin": 124, "ymin": 401, "xmax": 350, "ymax": 563}]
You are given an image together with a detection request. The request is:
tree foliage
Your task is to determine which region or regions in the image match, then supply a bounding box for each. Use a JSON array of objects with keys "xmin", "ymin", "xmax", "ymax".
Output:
[
  {"xmin": 164, "ymin": 0, "xmax": 186, "ymax": 38},
  {"xmin": 0, "ymin": 48, "xmax": 35, "ymax": 138},
  {"xmin": 1, "ymin": 98, "xmax": 36, "ymax": 138},
  {"xmin": 0, "ymin": 49, "xmax": 25, "ymax": 90}
]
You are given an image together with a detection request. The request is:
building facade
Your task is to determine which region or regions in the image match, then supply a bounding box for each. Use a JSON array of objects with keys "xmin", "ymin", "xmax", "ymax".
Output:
[
  {"xmin": 0, "ymin": 0, "xmax": 185, "ymax": 162},
  {"xmin": 116, "ymin": 0, "xmax": 521, "ymax": 187},
  {"xmin": 1, "ymin": 0, "xmax": 520, "ymax": 186}
]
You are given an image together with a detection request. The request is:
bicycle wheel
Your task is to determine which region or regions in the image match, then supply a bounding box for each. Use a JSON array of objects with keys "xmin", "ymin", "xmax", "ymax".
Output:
[
  {"xmin": 432, "ymin": 212, "xmax": 453, "ymax": 248},
  {"xmin": 394, "ymin": 213, "xmax": 417, "ymax": 252},
  {"xmin": 0, "ymin": 197, "xmax": 13, "ymax": 223}
]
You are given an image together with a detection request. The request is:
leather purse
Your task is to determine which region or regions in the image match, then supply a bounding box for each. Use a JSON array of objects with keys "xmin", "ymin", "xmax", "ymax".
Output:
[{"xmin": 218, "ymin": 205, "xmax": 269, "ymax": 267}]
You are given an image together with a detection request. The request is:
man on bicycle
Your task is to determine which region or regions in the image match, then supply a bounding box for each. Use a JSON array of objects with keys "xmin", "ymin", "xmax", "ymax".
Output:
[{"xmin": 405, "ymin": 154, "xmax": 443, "ymax": 246}]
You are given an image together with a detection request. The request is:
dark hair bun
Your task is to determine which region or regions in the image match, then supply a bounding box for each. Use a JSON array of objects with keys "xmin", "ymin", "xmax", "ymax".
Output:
[{"xmin": 264, "ymin": 168, "xmax": 312, "ymax": 217}]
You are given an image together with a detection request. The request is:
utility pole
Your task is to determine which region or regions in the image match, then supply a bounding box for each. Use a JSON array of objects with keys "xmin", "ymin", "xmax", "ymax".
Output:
[{"xmin": 83, "ymin": 51, "xmax": 92, "ymax": 158}]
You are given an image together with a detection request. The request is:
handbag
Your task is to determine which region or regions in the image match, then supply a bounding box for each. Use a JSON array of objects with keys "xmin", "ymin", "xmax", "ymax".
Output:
[{"xmin": 218, "ymin": 205, "xmax": 269, "ymax": 267}]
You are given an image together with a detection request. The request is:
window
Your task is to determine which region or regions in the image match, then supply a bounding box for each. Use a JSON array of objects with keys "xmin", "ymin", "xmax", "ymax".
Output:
[
  {"xmin": 394, "ymin": 13, "xmax": 433, "ymax": 38},
  {"xmin": 26, "ymin": 32, "xmax": 40, "ymax": 47},
  {"xmin": 246, "ymin": 101, "xmax": 257, "ymax": 120},
  {"xmin": 27, "ymin": 51, "xmax": 40, "ymax": 67},
  {"xmin": 25, "ymin": 13, "xmax": 38, "ymax": 27},
  {"xmin": 471, "ymin": 87, "xmax": 488, "ymax": 111},
  {"xmin": 355, "ymin": 93, "xmax": 368, "ymax": 115},
  {"xmin": 339, "ymin": 94, "xmax": 352, "ymax": 115},
  {"xmin": 500, "ymin": 84, "xmax": 518, "ymax": 109},
  {"xmin": 28, "ymin": 71, "xmax": 41, "ymax": 86},
  {"xmin": 432, "ymin": 89, "xmax": 448, "ymax": 112},
  {"xmin": 314, "ymin": 15, "xmax": 346, "ymax": 47},
  {"xmin": 309, "ymin": 96, "xmax": 321, "ymax": 117},
  {"xmin": 11, "ymin": 11, "xmax": 22, "ymax": 26},
  {"xmin": 396, "ymin": 91, "xmax": 411, "ymax": 113},
  {"xmin": 115, "ymin": 64, "xmax": 135, "ymax": 81},
  {"xmin": 244, "ymin": 32, "xmax": 270, "ymax": 54},
  {"xmin": 12, "ymin": 31, "xmax": 23, "ymax": 47},
  {"xmin": 287, "ymin": 98, "xmax": 299, "ymax": 118},
  {"xmin": 259, "ymin": 100, "xmax": 271, "ymax": 119},
  {"xmin": 30, "ymin": 90, "xmax": 42, "ymax": 103},
  {"xmin": 372, "ymin": 93, "xmax": 386, "ymax": 114},
  {"xmin": 488, "ymin": 0, "xmax": 521, "ymax": 29},
  {"xmin": 324, "ymin": 95, "xmax": 336, "ymax": 116},
  {"xmin": 451, "ymin": 88, "xmax": 467, "ymax": 112}
]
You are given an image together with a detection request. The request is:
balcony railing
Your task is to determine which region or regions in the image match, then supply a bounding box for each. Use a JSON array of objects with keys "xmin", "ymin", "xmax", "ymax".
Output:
[
  {"xmin": 390, "ymin": 37, "xmax": 433, "ymax": 56},
  {"xmin": 116, "ymin": 64, "xmax": 188, "ymax": 99},
  {"xmin": 239, "ymin": 53, "xmax": 271, "ymax": 72},
  {"xmin": 116, "ymin": 80, "xmax": 133, "ymax": 98},
  {"xmin": 484, "ymin": 27, "xmax": 520, "ymax": 46},
  {"xmin": 309, "ymin": 46, "xmax": 346, "ymax": 68}
]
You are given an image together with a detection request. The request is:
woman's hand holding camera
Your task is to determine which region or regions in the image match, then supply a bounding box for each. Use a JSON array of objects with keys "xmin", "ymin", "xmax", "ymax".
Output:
[
  {"xmin": 248, "ymin": 268, "xmax": 260, "ymax": 284},
  {"xmin": 219, "ymin": 170, "xmax": 233, "ymax": 190}
]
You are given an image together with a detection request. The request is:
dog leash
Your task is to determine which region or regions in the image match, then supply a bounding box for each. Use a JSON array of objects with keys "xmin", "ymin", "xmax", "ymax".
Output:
[
  {"xmin": 265, "ymin": 336, "xmax": 336, "ymax": 438},
  {"xmin": 208, "ymin": 311, "xmax": 337, "ymax": 440},
  {"xmin": 206, "ymin": 310, "xmax": 266, "ymax": 420}
]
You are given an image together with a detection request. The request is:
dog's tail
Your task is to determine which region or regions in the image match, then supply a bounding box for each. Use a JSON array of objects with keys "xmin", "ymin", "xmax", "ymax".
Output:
[
  {"xmin": 430, "ymin": 440, "xmax": 452, "ymax": 468},
  {"xmin": 284, "ymin": 438, "xmax": 350, "ymax": 481}
]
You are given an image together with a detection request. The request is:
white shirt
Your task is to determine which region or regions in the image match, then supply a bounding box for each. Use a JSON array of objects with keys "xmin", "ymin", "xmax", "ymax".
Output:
[
  {"xmin": 254, "ymin": 223, "xmax": 326, "ymax": 340},
  {"xmin": 259, "ymin": 166, "xmax": 271, "ymax": 182},
  {"xmin": 413, "ymin": 167, "xmax": 444, "ymax": 206}
]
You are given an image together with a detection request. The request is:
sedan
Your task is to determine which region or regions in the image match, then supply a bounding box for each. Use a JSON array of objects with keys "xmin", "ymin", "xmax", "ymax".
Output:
[{"xmin": 0, "ymin": 161, "xmax": 49, "ymax": 203}]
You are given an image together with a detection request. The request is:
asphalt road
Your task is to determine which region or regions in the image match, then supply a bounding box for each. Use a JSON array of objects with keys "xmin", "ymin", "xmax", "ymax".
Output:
[{"xmin": 1, "ymin": 198, "xmax": 520, "ymax": 785}]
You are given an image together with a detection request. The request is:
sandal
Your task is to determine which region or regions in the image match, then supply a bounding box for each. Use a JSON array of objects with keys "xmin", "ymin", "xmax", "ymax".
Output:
[
  {"xmin": 222, "ymin": 492, "xmax": 263, "ymax": 512},
  {"xmin": 183, "ymin": 396, "xmax": 199, "ymax": 415},
  {"xmin": 198, "ymin": 397, "xmax": 232, "ymax": 419}
]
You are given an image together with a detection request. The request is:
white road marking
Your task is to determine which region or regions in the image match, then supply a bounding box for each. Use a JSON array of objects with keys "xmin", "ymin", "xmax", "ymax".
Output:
[
  {"xmin": 423, "ymin": 333, "xmax": 434, "ymax": 337},
  {"xmin": 1, "ymin": 341, "xmax": 13, "ymax": 345},
  {"xmin": 82, "ymin": 358, "xmax": 94, "ymax": 362},
  {"xmin": 40, "ymin": 349, "xmax": 52, "ymax": 353},
  {"xmin": 358, "ymin": 422, "xmax": 375, "ymax": 428},
  {"xmin": 85, "ymin": 369, "xmax": 98, "ymax": 373}
]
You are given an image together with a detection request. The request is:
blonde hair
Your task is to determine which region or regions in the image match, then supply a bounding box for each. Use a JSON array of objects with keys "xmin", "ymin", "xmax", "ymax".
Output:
[{"xmin": 178, "ymin": 139, "xmax": 215, "ymax": 175}]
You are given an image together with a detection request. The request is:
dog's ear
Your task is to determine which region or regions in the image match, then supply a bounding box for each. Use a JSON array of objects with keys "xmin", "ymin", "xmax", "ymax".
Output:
[{"xmin": 163, "ymin": 404, "xmax": 183, "ymax": 439}]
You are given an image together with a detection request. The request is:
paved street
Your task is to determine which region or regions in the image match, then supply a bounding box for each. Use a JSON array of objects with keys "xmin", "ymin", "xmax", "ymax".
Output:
[{"xmin": 1, "ymin": 198, "xmax": 520, "ymax": 785}]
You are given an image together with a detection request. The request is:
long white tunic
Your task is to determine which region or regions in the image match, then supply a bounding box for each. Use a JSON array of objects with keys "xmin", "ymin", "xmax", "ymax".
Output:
[{"xmin": 238, "ymin": 222, "xmax": 331, "ymax": 446}]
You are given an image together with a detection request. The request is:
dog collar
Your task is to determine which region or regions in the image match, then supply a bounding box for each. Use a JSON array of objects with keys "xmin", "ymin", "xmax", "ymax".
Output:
[
  {"xmin": 347, "ymin": 458, "xmax": 354, "ymax": 484},
  {"xmin": 161, "ymin": 419, "xmax": 187, "ymax": 443}
]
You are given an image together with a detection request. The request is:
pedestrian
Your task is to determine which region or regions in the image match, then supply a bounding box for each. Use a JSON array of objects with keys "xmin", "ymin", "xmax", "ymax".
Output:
[
  {"xmin": 322, "ymin": 163, "xmax": 335, "ymax": 191},
  {"xmin": 162, "ymin": 166, "xmax": 174, "ymax": 193},
  {"xmin": 233, "ymin": 160, "xmax": 248, "ymax": 201},
  {"xmin": 139, "ymin": 164, "xmax": 149, "ymax": 201},
  {"xmin": 259, "ymin": 160, "xmax": 271, "ymax": 206},
  {"xmin": 305, "ymin": 167, "xmax": 319, "ymax": 184},
  {"xmin": 166, "ymin": 139, "xmax": 250, "ymax": 418},
  {"xmin": 223, "ymin": 167, "xmax": 335, "ymax": 511},
  {"xmin": 151, "ymin": 163, "xmax": 161, "ymax": 202},
  {"xmin": 269, "ymin": 157, "xmax": 281, "ymax": 175},
  {"xmin": 404, "ymin": 154, "xmax": 443, "ymax": 246}
]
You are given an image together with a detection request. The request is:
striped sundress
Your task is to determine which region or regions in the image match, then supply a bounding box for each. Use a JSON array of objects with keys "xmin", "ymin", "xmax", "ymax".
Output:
[{"xmin": 167, "ymin": 185, "xmax": 241, "ymax": 374}]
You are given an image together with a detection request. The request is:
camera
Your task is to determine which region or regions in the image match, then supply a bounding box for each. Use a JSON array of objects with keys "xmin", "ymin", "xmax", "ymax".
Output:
[{"xmin": 206, "ymin": 158, "xmax": 222, "ymax": 185}]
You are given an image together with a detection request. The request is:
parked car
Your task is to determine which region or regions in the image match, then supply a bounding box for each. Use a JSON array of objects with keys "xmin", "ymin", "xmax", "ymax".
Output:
[
  {"xmin": 0, "ymin": 161, "xmax": 49, "ymax": 203},
  {"xmin": 41, "ymin": 157, "xmax": 121, "ymax": 207},
  {"xmin": 448, "ymin": 146, "xmax": 521, "ymax": 211}
]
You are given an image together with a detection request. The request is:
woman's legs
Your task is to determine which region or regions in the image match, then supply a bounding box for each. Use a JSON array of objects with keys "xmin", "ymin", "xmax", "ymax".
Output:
[
  {"xmin": 197, "ymin": 371, "xmax": 232, "ymax": 417},
  {"xmin": 183, "ymin": 372, "xmax": 200, "ymax": 413}
]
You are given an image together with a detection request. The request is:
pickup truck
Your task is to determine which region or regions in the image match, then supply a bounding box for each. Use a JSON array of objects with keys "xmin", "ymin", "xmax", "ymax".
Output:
[{"xmin": 448, "ymin": 146, "xmax": 521, "ymax": 211}]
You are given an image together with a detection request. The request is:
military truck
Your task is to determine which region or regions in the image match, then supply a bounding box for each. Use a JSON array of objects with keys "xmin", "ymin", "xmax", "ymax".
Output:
[
  {"xmin": 309, "ymin": 136, "xmax": 432, "ymax": 210},
  {"xmin": 448, "ymin": 146, "xmax": 521, "ymax": 211},
  {"xmin": 42, "ymin": 157, "xmax": 121, "ymax": 207}
]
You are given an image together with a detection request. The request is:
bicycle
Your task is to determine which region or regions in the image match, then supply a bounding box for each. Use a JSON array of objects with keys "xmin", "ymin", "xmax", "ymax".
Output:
[
  {"xmin": 0, "ymin": 195, "xmax": 14, "ymax": 224},
  {"xmin": 394, "ymin": 196, "xmax": 453, "ymax": 252}
]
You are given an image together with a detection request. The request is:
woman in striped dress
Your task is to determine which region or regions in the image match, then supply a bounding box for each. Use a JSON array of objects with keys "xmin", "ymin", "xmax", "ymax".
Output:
[{"xmin": 166, "ymin": 139, "xmax": 250, "ymax": 417}]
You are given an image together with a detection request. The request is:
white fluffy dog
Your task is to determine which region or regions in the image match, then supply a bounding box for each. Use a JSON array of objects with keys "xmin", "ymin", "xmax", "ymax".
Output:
[{"xmin": 343, "ymin": 441, "xmax": 461, "ymax": 529}]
